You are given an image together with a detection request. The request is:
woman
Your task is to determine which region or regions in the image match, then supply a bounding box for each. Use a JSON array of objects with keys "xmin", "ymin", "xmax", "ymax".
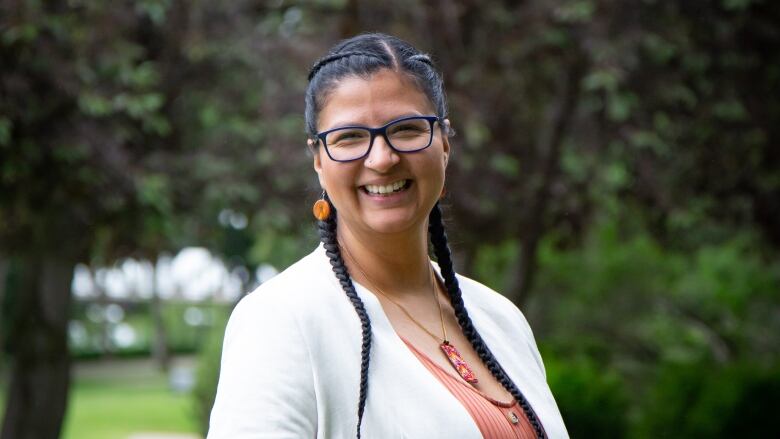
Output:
[{"xmin": 208, "ymin": 33, "xmax": 568, "ymax": 438}]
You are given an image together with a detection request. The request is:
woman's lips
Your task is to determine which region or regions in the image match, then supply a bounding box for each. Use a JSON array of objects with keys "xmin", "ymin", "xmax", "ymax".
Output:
[{"xmin": 361, "ymin": 179, "xmax": 411, "ymax": 196}]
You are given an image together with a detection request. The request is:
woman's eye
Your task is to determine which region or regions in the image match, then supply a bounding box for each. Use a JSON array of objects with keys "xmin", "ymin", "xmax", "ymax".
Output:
[
  {"xmin": 332, "ymin": 130, "xmax": 368, "ymax": 144},
  {"xmin": 391, "ymin": 123, "xmax": 426, "ymax": 134},
  {"xmin": 398, "ymin": 124, "xmax": 421, "ymax": 131}
]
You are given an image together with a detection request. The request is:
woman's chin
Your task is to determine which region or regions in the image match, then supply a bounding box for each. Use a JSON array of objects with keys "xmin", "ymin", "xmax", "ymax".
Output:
[{"xmin": 361, "ymin": 211, "xmax": 421, "ymax": 236}]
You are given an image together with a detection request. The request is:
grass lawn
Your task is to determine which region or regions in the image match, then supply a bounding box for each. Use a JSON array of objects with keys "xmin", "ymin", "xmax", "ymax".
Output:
[{"xmin": 62, "ymin": 357, "xmax": 201, "ymax": 439}]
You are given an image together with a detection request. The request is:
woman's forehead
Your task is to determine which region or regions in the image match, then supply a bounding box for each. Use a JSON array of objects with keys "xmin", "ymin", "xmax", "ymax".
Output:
[{"xmin": 318, "ymin": 69, "xmax": 434, "ymax": 130}]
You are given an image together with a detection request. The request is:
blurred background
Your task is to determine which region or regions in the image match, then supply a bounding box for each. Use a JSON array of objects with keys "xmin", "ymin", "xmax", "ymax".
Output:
[{"xmin": 1, "ymin": 0, "xmax": 779, "ymax": 438}]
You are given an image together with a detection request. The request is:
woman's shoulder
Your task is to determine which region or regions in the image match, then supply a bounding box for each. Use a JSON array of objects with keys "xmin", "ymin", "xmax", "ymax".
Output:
[
  {"xmin": 454, "ymin": 272, "xmax": 536, "ymax": 339},
  {"xmin": 454, "ymin": 271, "xmax": 547, "ymax": 378},
  {"xmin": 455, "ymin": 272, "xmax": 519, "ymax": 314}
]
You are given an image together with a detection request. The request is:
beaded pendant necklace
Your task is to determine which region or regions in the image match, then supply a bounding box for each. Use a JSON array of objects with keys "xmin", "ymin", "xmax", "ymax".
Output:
[{"xmin": 340, "ymin": 242, "xmax": 479, "ymax": 385}]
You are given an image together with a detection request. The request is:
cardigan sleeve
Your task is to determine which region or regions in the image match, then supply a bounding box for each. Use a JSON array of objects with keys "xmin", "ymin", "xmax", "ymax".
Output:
[{"xmin": 208, "ymin": 290, "xmax": 317, "ymax": 438}]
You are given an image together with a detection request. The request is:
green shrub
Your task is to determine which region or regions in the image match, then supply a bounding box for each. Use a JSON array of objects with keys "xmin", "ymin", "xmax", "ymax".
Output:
[
  {"xmin": 545, "ymin": 353, "xmax": 630, "ymax": 438},
  {"xmin": 639, "ymin": 361, "xmax": 780, "ymax": 438},
  {"xmin": 529, "ymin": 215, "xmax": 780, "ymax": 437}
]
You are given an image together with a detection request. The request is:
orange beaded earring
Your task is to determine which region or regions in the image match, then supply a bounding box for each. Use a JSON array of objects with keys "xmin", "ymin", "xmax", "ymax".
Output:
[{"xmin": 312, "ymin": 191, "xmax": 331, "ymax": 221}]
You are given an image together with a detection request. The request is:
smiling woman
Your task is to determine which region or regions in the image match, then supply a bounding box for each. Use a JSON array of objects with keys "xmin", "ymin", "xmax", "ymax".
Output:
[{"xmin": 207, "ymin": 33, "xmax": 568, "ymax": 439}]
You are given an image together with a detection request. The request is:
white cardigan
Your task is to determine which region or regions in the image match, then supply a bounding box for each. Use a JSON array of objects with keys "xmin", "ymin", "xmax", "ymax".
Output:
[{"xmin": 208, "ymin": 244, "xmax": 569, "ymax": 438}]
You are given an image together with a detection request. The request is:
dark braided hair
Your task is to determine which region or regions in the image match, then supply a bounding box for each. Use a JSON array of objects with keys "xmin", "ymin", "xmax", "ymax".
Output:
[
  {"xmin": 316, "ymin": 195, "xmax": 372, "ymax": 438},
  {"xmin": 429, "ymin": 203, "xmax": 547, "ymax": 438},
  {"xmin": 308, "ymin": 33, "xmax": 545, "ymax": 438}
]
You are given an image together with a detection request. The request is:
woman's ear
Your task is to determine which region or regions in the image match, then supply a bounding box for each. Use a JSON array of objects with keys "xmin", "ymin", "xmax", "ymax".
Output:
[
  {"xmin": 442, "ymin": 118, "xmax": 451, "ymax": 168},
  {"xmin": 310, "ymin": 139, "xmax": 326, "ymax": 188}
]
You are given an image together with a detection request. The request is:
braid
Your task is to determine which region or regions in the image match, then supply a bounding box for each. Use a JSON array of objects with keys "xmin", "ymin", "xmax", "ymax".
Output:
[
  {"xmin": 317, "ymin": 195, "xmax": 372, "ymax": 438},
  {"xmin": 428, "ymin": 203, "xmax": 547, "ymax": 439},
  {"xmin": 308, "ymin": 51, "xmax": 378, "ymax": 80},
  {"xmin": 406, "ymin": 53, "xmax": 434, "ymax": 66}
]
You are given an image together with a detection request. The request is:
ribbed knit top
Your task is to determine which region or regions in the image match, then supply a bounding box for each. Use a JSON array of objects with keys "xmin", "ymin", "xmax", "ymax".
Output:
[{"xmin": 403, "ymin": 338, "xmax": 538, "ymax": 438}]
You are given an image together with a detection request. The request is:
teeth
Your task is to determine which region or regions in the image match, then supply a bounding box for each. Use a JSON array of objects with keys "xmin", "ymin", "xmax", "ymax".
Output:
[{"xmin": 365, "ymin": 180, "xmax": 407, "ymax": 195}]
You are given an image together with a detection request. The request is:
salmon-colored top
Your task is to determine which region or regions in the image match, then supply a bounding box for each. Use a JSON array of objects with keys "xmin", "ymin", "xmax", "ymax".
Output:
[{"xmin": 403, "ymin": 338, "xmax": 538, "ymax": 439}]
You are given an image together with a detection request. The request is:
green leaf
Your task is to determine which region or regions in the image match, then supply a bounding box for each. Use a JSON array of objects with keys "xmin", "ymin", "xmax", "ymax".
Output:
[
  {"xmin": 464, "ymin": 119, "xmax": 490, "ymax": 149},
  {"xmin": 607, "ymin": 92, "xmax": 637, "ymax": 122},
  {"xmin": 0, "ymin": 118, "xmax": 11, "ymax": 147},
  {"xmin": 722, "ymin": 0, "xmax": 753, "ymax": 11},
  {"xmin": 490, "ymin": 153, "xmax": 520, "ymax": 177},
  {"xmin": 2, "ymin": 24, "xmax": 39, "ymax": 45},
  {"xmin": 713, "ymin": 99, "xmax": 748, "ymax": 121},
  {"xmin": 583, "ymin": 69, "xmax": 619, "ymax": 93},
  {"xmin": 554, "ymin": 0, "xmax": 595, "ymax": 23},
  {"xmin": 78, "ymin": 93, "xmax": 113, "ymax": 117}
]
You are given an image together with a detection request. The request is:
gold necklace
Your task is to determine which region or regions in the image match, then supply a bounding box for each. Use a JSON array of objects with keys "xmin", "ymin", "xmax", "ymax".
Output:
[{"xmin": 339, "ymin": 241, "xmax": 479, "ymax": 385}]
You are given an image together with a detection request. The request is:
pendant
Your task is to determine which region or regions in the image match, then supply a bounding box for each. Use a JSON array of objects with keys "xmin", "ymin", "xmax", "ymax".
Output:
[
  {"xmin": 507, "ymin": 411, "xmax": 519, "ymax": 425},
  {"xmin": 440, "ymin": 341, "xmax": 479, "ymax": 384}
]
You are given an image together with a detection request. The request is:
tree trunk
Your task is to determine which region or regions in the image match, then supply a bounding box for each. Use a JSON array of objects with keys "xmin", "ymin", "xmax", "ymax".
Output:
[
  {"xmin": 0, "ymin": 255, "xmax": 8, "ymax": 336},
  {"xmin": 149, "ymin": 263, "xmax": 170, "ymax": 372},
  {"xmin": 505, "ymin": 54, "xmax": 587, "ymax": 307},
  {"xmin": 0, "ymin": 255, "xmax": 8, "ymax": 373},
  {"xmin": 87, "ymin": 266, "xmax": 113, "ymax": 356},
  {"xmin": 0, "ymin": 256, "xmax": 7, "ymax": 315},
  {"xmin": 339, "ymin": 0, "xmax": 361, "ymax": 38},
  {"xmin": 1, "ymin": 254, "xmax": 74, "ymax": 439}
]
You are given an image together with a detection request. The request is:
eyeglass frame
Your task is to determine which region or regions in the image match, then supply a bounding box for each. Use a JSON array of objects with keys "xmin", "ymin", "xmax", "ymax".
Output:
[{"xmin": 312, "ymin": 115, "xmax": 443, "ymax": 163}]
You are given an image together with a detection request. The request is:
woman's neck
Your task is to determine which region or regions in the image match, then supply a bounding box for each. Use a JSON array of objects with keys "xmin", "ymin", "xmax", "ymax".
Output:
[{"xmin": 337, "ymin": 221, "xmax": 431, "ymax": 299}]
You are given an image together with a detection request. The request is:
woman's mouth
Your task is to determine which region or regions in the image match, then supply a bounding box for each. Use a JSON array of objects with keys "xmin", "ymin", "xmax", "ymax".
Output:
[{"xmin": 361, "ymin": 179, "xmax": 411, "ymax": 196}]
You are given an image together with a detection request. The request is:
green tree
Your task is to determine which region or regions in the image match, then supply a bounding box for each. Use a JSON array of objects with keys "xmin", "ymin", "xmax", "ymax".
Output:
[
  {"xmin": 0, "ymin": 1, "xmax": 328, "ymax": 436},
  {"xmin": 0, "ymin": 2, "xmax": 174, "ymax": 436}
]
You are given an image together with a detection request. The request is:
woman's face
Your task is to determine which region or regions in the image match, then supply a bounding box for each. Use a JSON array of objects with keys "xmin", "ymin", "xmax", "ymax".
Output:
[{"xmin": 312, "ymin": 69, "xmax": 450, "ymax": 237}]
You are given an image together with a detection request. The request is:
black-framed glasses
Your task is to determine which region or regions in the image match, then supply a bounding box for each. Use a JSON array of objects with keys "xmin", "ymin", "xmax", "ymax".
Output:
[{"xmin": 314, "ymin": 115, "xmax": 441, "ymax": 162}]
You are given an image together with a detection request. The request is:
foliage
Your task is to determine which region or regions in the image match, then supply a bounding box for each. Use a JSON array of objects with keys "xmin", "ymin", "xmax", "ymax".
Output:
[
  {"xmin": 0, "ymin": 382, "xmax": 4, "ymax": 420},
  {"xmin": 544, "ymin": 353, "xmax": 630, "ymax": 438},
  {"xmin": 530, "ymin": 212, "xmax": 780, "ymax": 436},
  {"xmin": 533, "ymin": 214, "xmax": 779, "ymax": 365},
  {"xmin": 638, "ymin": 361, "xmax": 780, "ymax": 438}
]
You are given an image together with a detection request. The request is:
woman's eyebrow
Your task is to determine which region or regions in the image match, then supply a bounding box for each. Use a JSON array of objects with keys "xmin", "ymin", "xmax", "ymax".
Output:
[{"xmin": 326, "ymin": 112, "xmax": 425, "ymax": 130}]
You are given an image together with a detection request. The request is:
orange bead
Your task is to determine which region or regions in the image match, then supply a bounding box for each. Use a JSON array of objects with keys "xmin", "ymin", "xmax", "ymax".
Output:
[{"xmin": 312, "ymin": 199, "xmax": 331, "ymax": 221}]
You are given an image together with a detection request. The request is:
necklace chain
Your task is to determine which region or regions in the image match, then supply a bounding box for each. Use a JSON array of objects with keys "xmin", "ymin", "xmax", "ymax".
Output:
[
  {"xmin": 339, "ymin": 241, "xmax": 482, "ymax": 387},
  {"xmin": 339, "ymin": 242, "xmax": 448, "ymax": 344}
]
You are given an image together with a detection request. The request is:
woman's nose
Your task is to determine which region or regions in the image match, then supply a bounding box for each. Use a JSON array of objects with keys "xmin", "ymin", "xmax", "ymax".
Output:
[{"xmin": 364, "ymin": 135, "xmax": 400, "ymax": 171}]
